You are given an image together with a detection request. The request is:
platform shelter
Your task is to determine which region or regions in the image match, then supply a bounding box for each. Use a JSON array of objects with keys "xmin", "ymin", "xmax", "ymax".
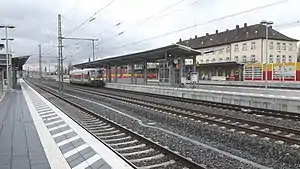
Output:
[
  {"xmin": 73, "ymin": 44, "xmax": 201, "ymax": 86},
  {"xmin": 0, "ymin": 54, "xmax": 30, "ymax": 90}
]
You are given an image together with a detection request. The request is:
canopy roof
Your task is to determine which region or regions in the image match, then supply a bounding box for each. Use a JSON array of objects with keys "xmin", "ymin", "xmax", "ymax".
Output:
[{"xmin": 74, "ymin": 44, "xmax": 201, "ymax": 68}]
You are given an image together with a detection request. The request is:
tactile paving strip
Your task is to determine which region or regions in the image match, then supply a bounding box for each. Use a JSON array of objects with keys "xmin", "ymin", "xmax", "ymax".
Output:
[{"xmin": 23, "ymin": 83, "xmax": 111, "ymax": 169}]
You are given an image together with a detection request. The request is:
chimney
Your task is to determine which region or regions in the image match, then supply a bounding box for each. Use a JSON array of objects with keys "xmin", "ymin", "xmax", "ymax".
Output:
[
  {"xmin": 216, "ymin": 30, "xmax": 218, "ymax": 34},
  {"xmin": 195, "ymin": 35, "xmax": 197, "ymax": 38},
  {"xmin": 236, "ymin": 25, "xmax": 239, "ymax": 33},
  {"xmin": 244, "ymin": 23, "xmax": 247, "ymax": 27},
  {"xmin": 179, "ymin": 38, "xmax": 182, "ymax": 42},
  {"xmin": 206, "ymin": 33, "xmax": 209, "ymax": 36},
  {"xmin": 226, "ymin": 29, "xmax": 229, "ymax": 31}
]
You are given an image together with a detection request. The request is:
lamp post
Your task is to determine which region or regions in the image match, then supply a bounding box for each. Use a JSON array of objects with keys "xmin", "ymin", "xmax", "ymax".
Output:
[
  {"xmin": 0, "ymin": 25, "xmax": 15, "ymax": 90},
  {"xmin": 260, "ymin": 20, "xmax": 273, "ymax": 89}
]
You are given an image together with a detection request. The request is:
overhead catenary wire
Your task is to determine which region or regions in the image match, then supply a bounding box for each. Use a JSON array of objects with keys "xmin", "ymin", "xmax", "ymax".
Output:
[
  {"xmin": 99, "ymin": 0, "xmax": 290, "ymax": 52},
  {"xmin": 64, "ymin": 0, "xmax": 116, "ymax": 37},
  {"xmin": 97, "ymin": 0, "xmax": 195, "ymax": 45},
  {"xmin": 58, "ymin": 0, "xmax": 194, "ymax": 60},
  {"xmin": 40, "ymin": 0, "xmax": 199, "ymax": 58}
]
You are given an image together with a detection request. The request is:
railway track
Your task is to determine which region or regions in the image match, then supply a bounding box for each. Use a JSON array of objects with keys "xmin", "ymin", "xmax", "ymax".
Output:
[
  {"xmin": 98, "ymin": 87, "xmax": 300, "ymax": 122},
  {"xmin": 39, "ymin": 81, "xmax": 300, "ymax": 147},
  {"xmin": 42, "ymin": 79, "xmax": 300, "ymax": 121},
  {"xmin": 28, "ymin": 80, "xmax": 206, "ymax": 169}
]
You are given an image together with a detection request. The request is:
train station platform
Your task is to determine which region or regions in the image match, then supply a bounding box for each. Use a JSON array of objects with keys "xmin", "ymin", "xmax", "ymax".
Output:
[
  {"xmin": 0, "ymin": 80, "xmax": 133, "ymax": 169},
  {"xmin": 106, "ymin": 83, "xmax": 300, "ymax": 113}
]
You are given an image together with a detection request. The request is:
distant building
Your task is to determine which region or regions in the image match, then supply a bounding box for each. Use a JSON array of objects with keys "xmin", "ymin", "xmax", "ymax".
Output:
[{"xmin": 178, "ymin": 23, "xmax": 299, "ymax": 81}]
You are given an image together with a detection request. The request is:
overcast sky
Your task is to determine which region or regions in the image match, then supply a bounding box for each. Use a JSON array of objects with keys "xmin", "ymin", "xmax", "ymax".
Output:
[{"xmin": 0, "ymin": 0, "xmax": 299, "ymax": 71}]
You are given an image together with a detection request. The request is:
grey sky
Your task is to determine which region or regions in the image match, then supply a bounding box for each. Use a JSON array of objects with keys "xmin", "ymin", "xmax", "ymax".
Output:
[{"xmin": 0, "ymin": 0, "xmax": 299, "ymax": 71}]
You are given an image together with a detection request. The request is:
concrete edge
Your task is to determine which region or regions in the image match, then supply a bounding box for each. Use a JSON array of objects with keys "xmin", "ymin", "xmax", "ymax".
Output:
[{"xmin": 0, "ymin": 90, "xmax": 8, "ymax": 103}]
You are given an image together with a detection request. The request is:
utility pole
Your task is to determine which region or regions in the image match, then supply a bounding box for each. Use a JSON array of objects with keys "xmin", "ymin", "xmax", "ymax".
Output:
[
  {"xmin": 61, "ymin": 37, "xmax": 98, "ymax": 61},
  {"xmin": 58, "ymin": 14, "xmax": 63, "ymax": 91},
  {"xmin": 0, "ymin": 25, "xmax": 15, "ymax": 90},
  {"xmin": 38, "ymin": 44, "xmax": 42, "ymax": 82},
  {"xmin": 92, "ymin": 39, "xmax": 95, "ymax": 60}
]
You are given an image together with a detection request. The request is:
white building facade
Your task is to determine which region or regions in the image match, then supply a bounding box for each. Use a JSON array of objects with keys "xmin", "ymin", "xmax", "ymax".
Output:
[
  {"xmin": 180, "ymin": 23, "xmax": 299, "ymax": 81},
  {"xmin": 195, "ymin": 39, "xmax": 298, "ymax": 64}
]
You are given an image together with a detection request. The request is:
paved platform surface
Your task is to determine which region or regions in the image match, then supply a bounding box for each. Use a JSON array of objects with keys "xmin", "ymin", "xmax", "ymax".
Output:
[
  {"xmin": 189, "ymin": 84, "xmax": 300, "ymax": 97},
  {"xmin": 106, "ymin": 83, "xmax": 300, "ymax": 113},
  {"xmin": 107, "ymin": 78, "xmax": 300, "ymax": 98},
  {"xmin": 0, "ymin": 87, "xmax": 51, "ymax": 169},
  {"xmin": 0, "ymin": 80, "xmax": 133, "ymax": 169}
]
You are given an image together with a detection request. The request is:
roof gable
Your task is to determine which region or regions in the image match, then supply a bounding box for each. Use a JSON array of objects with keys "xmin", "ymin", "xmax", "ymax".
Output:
[{"xmin": 178, "ymin": 23, "xmax": 298, "ymax": 49}]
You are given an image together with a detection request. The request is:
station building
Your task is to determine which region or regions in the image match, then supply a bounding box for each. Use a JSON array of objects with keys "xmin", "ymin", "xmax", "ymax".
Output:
[
  {"xmin": 178, "ymin": 23, "xmax": 299, "ymax": 81},
  {"xmin": 0, "ymin": 45, "xmax": 30, "ymax": 89}
]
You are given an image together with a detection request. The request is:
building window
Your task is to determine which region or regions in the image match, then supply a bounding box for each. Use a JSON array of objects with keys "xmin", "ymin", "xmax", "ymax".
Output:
[
  {"xmin": 226, "ymin": 46, "xmax": 230, "ymax": 53},
  {"xmin": 242, "ymin": 43, "xmax": 247, "ymax": 51},
  {"xmin": 269, "ymin": 42, "xmax": 273, "ymax": 50},
  {"xmin": 212, "ymin": 58, "xmax": 216, "ymax": 62},
  {"xmin": 276, "ymin": 42, "xmax": 281, "ymax": 50},
  {"xmin": 234, "ymin": 44, "xmax": 239, "ymax": 51},
  {"xmin": 226, "ymin": 57, "xmax": 230, "ymax": 61},
  {"xmin": 206, "ymin": 59, "xmax": 209, "ymax": 62},
  {"xmin": 200, "ymin": 60, "xmax": 203, "ymax": 62},
  {"xmin": 251, "ymin": 42, "xmax": 256, "ymax": 50},
  {"xmin": 235, "ymin": 56, "xmax": 239, "ymax": 61},
  {"xmin": 243, "ymin": 55, "xmax": 247, "ymax": 62},
  {"xmin": 219, "ymin": 58, "xmax": 223, "ymax": 61},
  {"xmin": 282, "ymin": 43, "xmax": 286, "ymax": 50},
  {"xmin": 289, "ymin": 43, "xmax": 293, "ymax": 51},
  {"xmin": 276, "ymin": 55, "xmax": 280, "ymax": 63},
  {"xmin": 289, "ymin": 55, "xmax": 292, "ymax": 62},
  {"xmin": 251, "ymin": 55, "xmax": 256, "ymax": 61},
  {"xmin": 269, "ymin": 54, "xmax": 273, "ymax": 63},
  {"xmin": 282, "ymin": 55, "xmax": 286, "ymax": 63}
]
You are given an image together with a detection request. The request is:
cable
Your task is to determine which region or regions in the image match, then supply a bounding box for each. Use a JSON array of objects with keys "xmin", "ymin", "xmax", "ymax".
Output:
[
  {"xmin": 159, "ymin": 0, "xmax": 203, "ymax": 18},
  {"xmin": 62, "ymin": 0, "xmax": 188, "ymax": 58},
  {"xmin": 274, "ymin": 20, "xmax": 300, "ymax": 29},
  {"xmin": 100, "ymin": 0, "xmax": 290, "ymax": 52},
  {"xmin": 97, "ymin": 0, "xmax": 193, "ymax": 46},
  {"xmin": 121, "ymin": 0, "xmax": 190, "ymax": 33},
  {"xmin": 63, "ymin": 0, "xmax": 82, "ymax": 18},
  {"xmin": 41, "ymin": 0, "xmax": 196, "ymax": 57},
  {"xmin": 64, "ymin": 0, "xmax": 116, "ymax": 37}
]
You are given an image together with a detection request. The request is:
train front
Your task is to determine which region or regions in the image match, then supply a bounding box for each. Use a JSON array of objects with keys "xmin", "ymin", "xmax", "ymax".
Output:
[{"xmin": 90, "ymin": 69, "xmax": 105, "ymax": 87}]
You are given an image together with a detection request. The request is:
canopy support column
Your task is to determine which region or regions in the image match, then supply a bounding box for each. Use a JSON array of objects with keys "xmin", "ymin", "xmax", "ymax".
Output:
[
  {"xmin": 114, "ymin": 65, "xmax": 118, "ymax": 83},
  {"xmin": 193, "ymin": 55, "xmax": 197, "ymax": 72},
  {"xmin": 143, "ymin": 61, "xmax": 147, "ymax": 84},
  {"xmin": 130, "ymin": 63, "xmax": 134, "ymax": 84},
  {"xmin": 108, "ymin": 65, "xmax": 112, "ymax": 82},
  {"xmin": 180, "ymin": 56, "xmax": 184, "ymax": 84}
]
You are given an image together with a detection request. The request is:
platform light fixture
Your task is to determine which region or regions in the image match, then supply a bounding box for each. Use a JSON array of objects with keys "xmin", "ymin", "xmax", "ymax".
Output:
[
  {"xmin": 260, "ymin": 20, "xmax": 273, "ymax": 89},
  {"xmin": 0, "ymin": 25, "xmax": 15, "ymax": 90}
]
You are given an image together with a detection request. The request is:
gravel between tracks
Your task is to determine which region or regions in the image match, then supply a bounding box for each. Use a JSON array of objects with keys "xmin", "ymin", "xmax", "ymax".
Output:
[{"xmin": 57, "ymin": 87, "xmax": 300, "ymax": 169}]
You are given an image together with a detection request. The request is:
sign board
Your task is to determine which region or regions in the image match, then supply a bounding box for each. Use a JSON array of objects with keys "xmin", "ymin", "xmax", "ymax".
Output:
[
  {"xmin": 0, "ymin": 54, "xmax": 6, "ymax": 67},
  {"xmin": 181, "ymin": 77, "xmax": 186, "ymax": 84},
  {"xmin": 191, "ymin": 72, "xmax": 199, "ymax": 83}
]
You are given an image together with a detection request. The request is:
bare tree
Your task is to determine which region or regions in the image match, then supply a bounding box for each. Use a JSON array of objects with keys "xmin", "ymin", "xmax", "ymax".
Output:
[
  {"xmin": 67, "ymin": 62, "xmax": 73, "ymax": 75},
  {"xmin": 54, "ymin": 65, "xmax": 58, "ymax": 75}
]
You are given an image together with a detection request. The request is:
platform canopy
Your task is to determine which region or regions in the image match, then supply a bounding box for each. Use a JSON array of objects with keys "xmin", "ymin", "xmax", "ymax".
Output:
[
  {"xmin": 0, "ymin": 54, "xmax": 30, "ymax": 69},
  {"xmin": 74, "ymin": 44, "xmax": 201, "ymax": 68},
  {"xmin": 12, "ymin": 55, "xmax": 30, "ymax": 69}
]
